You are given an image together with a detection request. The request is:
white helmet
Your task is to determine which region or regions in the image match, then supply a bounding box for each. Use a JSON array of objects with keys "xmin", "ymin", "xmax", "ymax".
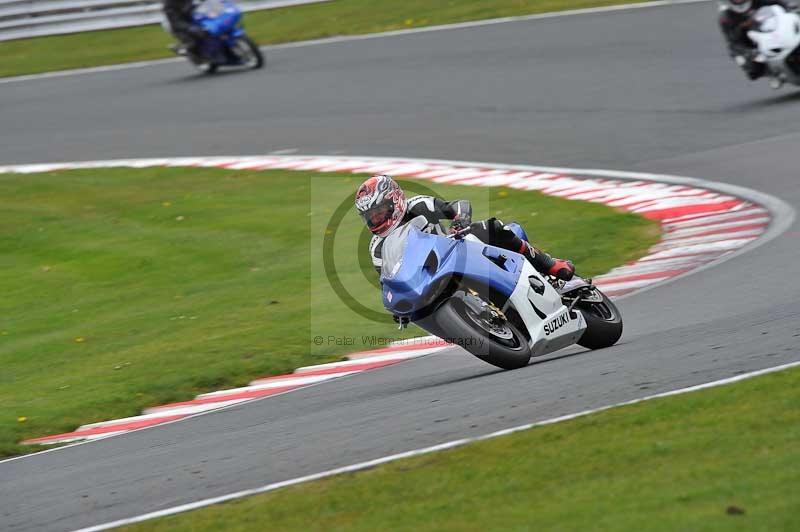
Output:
[{"xmin": 723, "ymin": 0, "xmax": 753, "ymax": 14}]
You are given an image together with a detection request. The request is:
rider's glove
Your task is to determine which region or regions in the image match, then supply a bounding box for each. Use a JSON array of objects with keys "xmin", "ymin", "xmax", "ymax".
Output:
[
  {"xmin": 393, "ymin": 314, "xmax": 410, "ymax": 329},
  {"xmin": 449, "ymin": 216, "xmax": 471, "ymax": 234}
]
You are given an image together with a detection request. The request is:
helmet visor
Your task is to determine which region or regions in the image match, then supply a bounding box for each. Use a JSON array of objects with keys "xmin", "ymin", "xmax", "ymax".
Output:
[
  {"xmin": 729, "ymin": 0, "xmax": 752, "ymax": 13},
  {"xmin": 360, "ymin": 201, "xmax": 395, "ymax": 233}
]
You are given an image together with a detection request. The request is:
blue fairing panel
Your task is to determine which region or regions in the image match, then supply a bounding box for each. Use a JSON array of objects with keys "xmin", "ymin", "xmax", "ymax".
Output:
[
  {"xmin": 194, "ymin": 0, "xmax": 242, "ymax": 36},
  {"xmin": 381, "ymin": 227, "xmax": 524, "ymax": 317}
]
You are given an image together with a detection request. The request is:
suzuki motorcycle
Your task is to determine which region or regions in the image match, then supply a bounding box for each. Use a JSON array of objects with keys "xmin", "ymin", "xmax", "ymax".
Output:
[
  {"xmin": 747, "ymin": 5, "xmax": 800, "ymax": 89},
  {"xmin": 167, "ymin": 0, "xmax": 264, "ymax": 74},
  {"xmin": 380, "ymin": 216, "xmax": 623, "ymax": 370}
]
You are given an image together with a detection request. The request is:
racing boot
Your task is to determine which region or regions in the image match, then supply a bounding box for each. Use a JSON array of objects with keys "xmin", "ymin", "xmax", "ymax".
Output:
[
  {"xmin": 186, "ymin": 44, "xmax": 204, "ymax": 65},
  {"xmin": 169, "ymin": 43, "xmax": 188, "ymax": 56},
  {"xmin": 735, "ymin": 53, "xmax": 766, "ymax": 81},
  {"xmin": 169, "ymin": 41, "xmax": 203, "ymax": 64},
  {"xmin": 519, "ymin": 241, "xmax": 575, "ymax": 281}
]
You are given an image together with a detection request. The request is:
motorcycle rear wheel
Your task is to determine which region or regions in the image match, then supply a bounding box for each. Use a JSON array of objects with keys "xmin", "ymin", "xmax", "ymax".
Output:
[
  {"xmin": 194, "ymin": 61, "xmax": 218, "ymax": 74},
  {"xmin": 434, "ymin": 292, "xmax": 531, "ymax": 370}
]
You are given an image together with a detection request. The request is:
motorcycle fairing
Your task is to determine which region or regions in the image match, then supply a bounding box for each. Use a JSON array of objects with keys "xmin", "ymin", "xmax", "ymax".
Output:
[
  {"xmin": 192, "ymin": 0, "xmax": 246, "ymax": 63},
  {"xmin": 380, "ymin": 216, "xmax": 587, "ymax": 356},
  {"xmin": 504, "ymin": 260, "xmax": 587, "ymax": 356},
  {"xmin": 381, "ymin": 222, "xmax": 522, "ymax": 318},
  {"xmin": 193, "ymin": 0, "xmax": 243, "ymax": 37},
  {"xmin": 747, "ymin": 5, "xmax": 800, "ymax": 81}
]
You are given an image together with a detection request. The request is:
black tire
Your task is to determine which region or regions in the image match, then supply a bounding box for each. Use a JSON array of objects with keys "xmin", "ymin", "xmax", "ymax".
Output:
[
  {"xmin": 433, "ymin": 295, "xmax": 531, "ymax": 370},
  {"xmin": 576, "ymin": 290, "xmax": 623, "ymax": 350},
  {"xmin": 194, "ymin": 60, "xmax": 218, "ymax": 74},
  {"xmin": 241, "ymin": 36, "xmax": 264, "ymax": 69}
]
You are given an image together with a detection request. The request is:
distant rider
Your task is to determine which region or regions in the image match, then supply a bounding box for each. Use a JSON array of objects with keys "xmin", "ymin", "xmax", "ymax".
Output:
[
  {"xmin": 164, "ymin": 0, "xmax": 206, "ymax": 61},
  {"xmin": 718, "ymin": 0, "xmax": 798, "ymax": 79},
  {"xmin": 355, "ymin": 175, "xmax": 576, "ymax": 323}
]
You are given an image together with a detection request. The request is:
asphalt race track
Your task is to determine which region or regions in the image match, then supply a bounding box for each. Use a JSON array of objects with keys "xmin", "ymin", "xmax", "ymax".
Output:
[{"xmin": 2, "ymin": 2, "xmax": 800, "ymax": 530}]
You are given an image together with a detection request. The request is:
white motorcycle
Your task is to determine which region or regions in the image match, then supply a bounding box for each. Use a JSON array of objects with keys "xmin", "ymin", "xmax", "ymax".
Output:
[{"xmin": 746, "ymin": 5, "xmax": 800, "ymax": 89}]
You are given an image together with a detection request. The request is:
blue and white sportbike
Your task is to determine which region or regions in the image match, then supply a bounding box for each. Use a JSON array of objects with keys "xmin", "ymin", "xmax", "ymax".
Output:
[
  {"xmin": 168, "ymin": 0, "xmax": 264, "ymax": 74},
  {"xmin": 381, "ymin": 216, "xmax": 623, "ymax": 370}
]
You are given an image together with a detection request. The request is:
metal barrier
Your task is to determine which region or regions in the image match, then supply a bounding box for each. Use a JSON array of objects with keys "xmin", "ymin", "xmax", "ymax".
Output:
[{"xmin": 0, "ymin": 0, "xmax": 328, "ymax": 41}]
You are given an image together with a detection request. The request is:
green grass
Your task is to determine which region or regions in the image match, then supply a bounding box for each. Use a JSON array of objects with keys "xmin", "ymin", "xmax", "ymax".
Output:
[
  {"xmin": 0, "ymin": 166, "xmax": 658, "ymax": 457},
  {"xmin": 0, "ymin": 0, "xmax": 650, "ymax": 78},
  {"xmin": 126, "ymin": 367, "xmax": 800, "ymax": 532}
]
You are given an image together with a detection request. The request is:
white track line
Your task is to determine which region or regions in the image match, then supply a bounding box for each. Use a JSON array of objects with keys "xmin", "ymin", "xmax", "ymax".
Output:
[
  {"xmin": 71, "ymin": 359, "xmax": 800, "ymax": 532},
  {"xmin": 0, "ymin": 0, "xmax": 706, "ymax": 86},
  {"xmin": 198, "ymin": 372, "xmax": 359, "ymax": 398},
  {"xmin": 294, "ymin": 347, "xmax": 448, "ymax": 372}
]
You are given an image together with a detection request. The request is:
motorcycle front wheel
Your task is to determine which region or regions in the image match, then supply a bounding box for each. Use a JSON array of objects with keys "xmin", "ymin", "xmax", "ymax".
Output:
[
  {"xmin": 433, "ymin": 292, "xmax": 530, "ymax": 370},
  {"xmin": 233, "ymin": 36, "xmax": 264, "ymax": 69}
]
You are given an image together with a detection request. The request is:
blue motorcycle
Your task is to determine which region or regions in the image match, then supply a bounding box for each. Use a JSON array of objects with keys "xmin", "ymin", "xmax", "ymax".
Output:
[
  {"xmin": 381, "ymin": 216, "xmax": 623, "ymax": 370},
  {"xmin": 170, "ymin": 0, "xmax": 264, "ymax": 74}
]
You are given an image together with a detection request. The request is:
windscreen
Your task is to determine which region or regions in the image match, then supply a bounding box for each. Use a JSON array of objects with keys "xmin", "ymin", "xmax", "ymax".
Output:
[
  {"xmin": 381, "ymin": 216, "xmax": 429, "ymax": 279},
  {"xmin": 196, "ymin": 0, "xmax": 226, "ymax": 16}
]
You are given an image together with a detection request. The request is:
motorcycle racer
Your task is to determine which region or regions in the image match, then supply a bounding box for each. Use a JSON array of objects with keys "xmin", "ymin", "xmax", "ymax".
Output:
[
  {"xmin": 718, "ymin": 0, "xmax": 799, "ymax": 79},
  {"xmin": 163, "ymin": 0, "xmax": 207, "ymax": 61},
  {"xmin": 355, "ymin": 174, "xmax": 576, "ymax": 284}
]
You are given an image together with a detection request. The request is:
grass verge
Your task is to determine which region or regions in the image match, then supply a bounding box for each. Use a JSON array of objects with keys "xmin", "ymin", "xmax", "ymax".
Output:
[
  {"xmin": 0, "ymin": 166, "xmax": 658, "ymax": 457},
  {"xmin": 126, "ymin": 367, "xmax": 800, "ymax": 532},
  {"xmin": 0, "ymin": 0, "xmax": 652, "ymax": 78}
]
